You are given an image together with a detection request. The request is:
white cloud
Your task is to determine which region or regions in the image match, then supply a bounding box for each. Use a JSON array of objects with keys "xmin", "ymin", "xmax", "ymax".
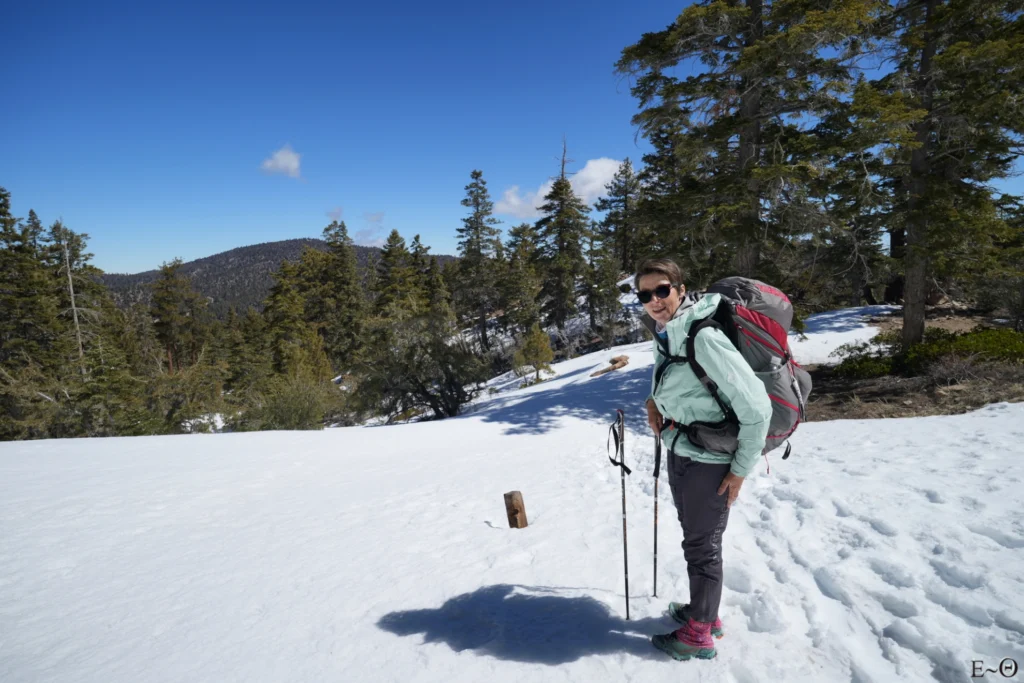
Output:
[
  {"xmin": 571, "ymin": 158, "xmax": 622, "ymax": 205},
  {"xmin": 495, "ymin": 184, "xmax": 548, "ymax": 219},
  {"xmin": 495, "ymin": 157, "xmax": 622, "ymax": 219},
  {"xmin": 260, "ymin": 145, "xmax": 301, "ymax": 178},
  {"xmin": 353, "ymin": 212, "xmax": 386, "ymax": 247},
  {"xmin": 326, "ymin": 207, "xmax": 343, "ymax": 221}
]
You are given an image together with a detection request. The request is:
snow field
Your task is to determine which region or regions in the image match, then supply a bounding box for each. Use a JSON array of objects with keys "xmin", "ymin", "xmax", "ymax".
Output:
[{"xmin": 1, "ymin": 308, "xmax": 1022, "ymax": 683}]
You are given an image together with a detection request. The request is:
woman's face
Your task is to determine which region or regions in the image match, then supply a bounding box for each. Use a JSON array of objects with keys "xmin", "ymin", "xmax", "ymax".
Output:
[{"xmin": 638, "ymin": 273, "xmax": 685, "ymax": 325}]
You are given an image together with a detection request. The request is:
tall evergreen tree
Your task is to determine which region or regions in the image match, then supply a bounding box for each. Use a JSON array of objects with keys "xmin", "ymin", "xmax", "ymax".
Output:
[
  {"xmin": 594, "ymin": 158, "xmax": 644, "ymax": 273},
  {"xmin": 617, "ymin": 0, "xmax": 877, "ymax": 279},
  {"xmin": 45, "ymin": 221, "xmax": 107, "ymax": 378},
  {"xmin": 0, "ymin": 190, "xmax": 66, "ymax": 439},
  {"xmin": 425, "ymin": 257, "xmax": 452, "ymax": 319},
  {"xmin": 535, "ymin": 147, "xmax": 590, "ymax": 330},
  {"xmin": 455, "ymin": 170, "xmax": 502, "ymax": 350},
  {"xmin": 262, "ymin": 260, "xmax": 331, "ymax": 379},
  {"xmin": 501, "ymin": 223, "xmax": 543, "ymax": 336},
  {"xmin": 864, "ymin": 0, "xmax": 1024, "ymax": 345},
  {"xmin": 149, "ymin": 259, "xmax": 210, "ymax": 373},
  {"xmin": 299, "ymin": 220, "xmax": 368, "ymax": 372},
  {"xmin": 374, "ymin": 229, "xmax": 423, "ymax": 315},
  {"xmin": 585, "ymin": 223, "xmax": 625, "ymax": 345}
]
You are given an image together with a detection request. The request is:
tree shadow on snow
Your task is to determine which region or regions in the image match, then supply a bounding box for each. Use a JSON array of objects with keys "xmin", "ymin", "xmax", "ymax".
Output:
[
  {"xmin": 473, "ymin": 365, "xmax": 652, "ymax": 436},
  {"xmin": 376, "ymin": 584, "xmax": 669, "ymax": 664}
]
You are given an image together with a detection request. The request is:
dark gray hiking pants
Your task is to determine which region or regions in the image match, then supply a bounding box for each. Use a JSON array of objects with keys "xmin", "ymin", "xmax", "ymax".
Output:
[{"xmin": 667, "ymin": 452, "xmax": 731, "ymax": 623}]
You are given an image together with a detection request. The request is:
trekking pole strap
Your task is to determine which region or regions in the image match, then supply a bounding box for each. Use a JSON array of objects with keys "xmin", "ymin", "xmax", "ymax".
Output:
[{"xmin": 607, "ymin": 409, "xmax": 632, "ymax": 475}]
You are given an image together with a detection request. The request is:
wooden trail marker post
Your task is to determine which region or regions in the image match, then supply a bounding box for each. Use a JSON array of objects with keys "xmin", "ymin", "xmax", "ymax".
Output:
[{"xmin": 504, "ymin": 491, "xmax": 528, "ymax": 529}]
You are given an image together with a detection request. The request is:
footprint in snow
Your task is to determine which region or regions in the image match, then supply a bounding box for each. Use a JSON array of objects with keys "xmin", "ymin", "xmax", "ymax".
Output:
[
  {"xmin": 728, "ymin": 661, "xmax": 760, "ymax": 683},
  {"xmin": 921, "ymin": 489, "xmax": 944, "ymax": 504},
  {"xmin": 767, "ymin": 559, "xmax": 789, "ymax": 584},
  {"xmin": 773, "ymin": 487, "xmax": 816, "ymax": 509},
  {"xmin": 738, "ymin": 591, "xmax": 788, "ymax": 633},
  {"xmin": 994, "ymin": 611, "xmax": 1024, "ymax": 637},
  {"xmin": 813, "ymin": 567, "xmax": 854, "ymax": 607},
  {"xmin": 967, "ymin": 524, "xmax": 1024, "ymax": 549},
  {"xmin": 869, "ymin": 558, "xmax": 917, "ymax": 589},
  {"xmin": 925, "ymin": 587, "xmax": 993, "ymax": 627},
  {"xmin": 929, "ymin": 559, "xmax": 987, "ymax": 590},
  {"xmin": 861, "ymin": 516, "xmax": 899, "ymax": 538},
  {"xmin": 960, "ymin": 496, "xmax": 986, "ymax": 512},
  {"xmin": 755, "ymin": 536, "xmax": 777, "ymax": 558},
  {"xmin": 724, "ymin": 567, "xmax": 754, "ymax": 594},
  {"xmin": 833, "ymin": 499, "xmax": 853, "ymax": 517},
  {"xmin": 876, "ymin": 592, "xmax": 920, "ymax": 619}
]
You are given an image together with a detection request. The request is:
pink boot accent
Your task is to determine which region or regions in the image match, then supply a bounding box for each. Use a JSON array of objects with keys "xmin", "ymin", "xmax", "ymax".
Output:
[{"xmin": 674, "ymin": 617, "xmax": 715, "ymax": 649}]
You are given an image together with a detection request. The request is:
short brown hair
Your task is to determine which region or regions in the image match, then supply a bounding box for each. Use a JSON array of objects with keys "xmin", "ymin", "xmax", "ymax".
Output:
[{"xmin": 634, "ymin": 258, "xmax": 683, "ymax": 291}]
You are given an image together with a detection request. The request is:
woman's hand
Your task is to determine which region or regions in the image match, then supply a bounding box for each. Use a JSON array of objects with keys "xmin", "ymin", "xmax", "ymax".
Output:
[
  {"xmin": 717, "ymin": 472, "xmax": 745, "ymax": 508},
  {"xmin": 646, "ymin": 398, "xmax": 664, "ymax": 435}
]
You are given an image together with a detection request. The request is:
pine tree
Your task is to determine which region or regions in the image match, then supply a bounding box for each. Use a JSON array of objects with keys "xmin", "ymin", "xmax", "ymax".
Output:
[
  {"xmin": 594, "ymin": 158, "xmax": 643, "ymax": 273},
  {"xmin": 0, "ymin": 190, "xmax": 67, "ymax": 438},
  {"xmin": 224, "ymin": 307, "xmax": 271, "ymax": 395},
  {"xmin": 514, "ymin": 323, "xmax": 555, "ymax": 382},
  {"xmin": 375, "ymin": 229, "xmax": 423, "ymax": 315},
  {"xmin": 617, "ymin": 0, "xmax": 877, "ymax": 279},
  {"xmin": 585, "ymin": 224, "xmax": 625, "ymax": 346},
  {"xmin": 501, "ymin": 223, "xmax": 543, "ymax": 336},
  {"xmin": 45, "ymin": 221, "xmax": 107, "ymax": 378},
  {"xmin": 535, "ymin": 145, "xmax": 590, "ymax": 330},
  {"xmin": 149, "ymin": 259, "xmax": 210, "ymax": 373},
  {"xmin": 325, "ymin": 221, "xmax": 367, "ymax": 371},
  {"xmin": 455, "ymin": 170, "xmax": 503, "ymax": 350},
  {"xmin": 263, "ymin": 260, "xmax": 331, "ymax": 379},
  {"xmin": 425, "ymin": 257, "xmax": 453, "ymax": 320},
  {"xmin": 863, "ymin": 0, "xmax": 1024, "ymax": 345},
  {"xmin": 297, "ymin": 220, "xmax": 368, "ymax": 373}
]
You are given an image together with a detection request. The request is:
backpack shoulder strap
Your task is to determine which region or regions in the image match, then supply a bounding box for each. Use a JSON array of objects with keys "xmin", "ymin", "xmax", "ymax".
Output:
[{"xmin": 686, "ymin": 319, "xmax": 738, "ymax": 423}]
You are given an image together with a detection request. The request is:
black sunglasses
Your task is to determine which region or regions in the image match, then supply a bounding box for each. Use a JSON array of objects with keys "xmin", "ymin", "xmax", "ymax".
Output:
[{"xmin": 636, "ymin": 284, "xmax": 674, "ymax": 304}]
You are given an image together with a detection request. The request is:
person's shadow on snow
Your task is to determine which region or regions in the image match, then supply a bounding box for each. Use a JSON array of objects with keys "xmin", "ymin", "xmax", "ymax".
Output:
[{"xmin": 376, "ymin": 584, "xmax": 670, "ymax": 664}]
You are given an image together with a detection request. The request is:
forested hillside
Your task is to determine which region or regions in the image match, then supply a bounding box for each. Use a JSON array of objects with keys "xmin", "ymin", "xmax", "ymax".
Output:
[{"xmin": 101, "ymin": 239, "xmax": 457, "ymax": 319}]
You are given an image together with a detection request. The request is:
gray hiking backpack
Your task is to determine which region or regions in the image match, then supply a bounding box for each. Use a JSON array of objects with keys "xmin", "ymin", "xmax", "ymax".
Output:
[{"xmin": 686, "ymin": 277, "xmax": 812, "ymax": 460}]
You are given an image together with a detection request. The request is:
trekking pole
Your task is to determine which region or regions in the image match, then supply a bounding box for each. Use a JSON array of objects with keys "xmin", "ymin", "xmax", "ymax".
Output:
[
  {"xmin": 607, "ymin": 409, "xmax": 632, "ymax": 620},
  {"xmin": 653, "ymin": 431, "xmax": 661, "ymax": 598}
]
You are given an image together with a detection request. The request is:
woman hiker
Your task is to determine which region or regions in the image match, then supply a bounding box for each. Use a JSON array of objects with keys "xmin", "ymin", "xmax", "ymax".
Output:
[{"xmin": 636, "ymin": 258, "xmax": 772, "ymax": 661}]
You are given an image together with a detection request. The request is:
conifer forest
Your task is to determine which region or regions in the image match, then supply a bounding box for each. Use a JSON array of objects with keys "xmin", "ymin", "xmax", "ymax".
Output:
[{"xmin": 3, "ymin": 0, "xmax": 1024, "ymax": 440}]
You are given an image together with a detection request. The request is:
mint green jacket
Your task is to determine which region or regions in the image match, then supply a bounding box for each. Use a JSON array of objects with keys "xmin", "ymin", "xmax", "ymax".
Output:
[{"xmin": 644, "ymin": 293, "xmax": 772, "ymax": 477}]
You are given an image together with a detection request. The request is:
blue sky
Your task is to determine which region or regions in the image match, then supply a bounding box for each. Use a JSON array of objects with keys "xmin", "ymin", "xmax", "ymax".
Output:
[{"xmin": 2, "ymin": 0, "xmax": 681, "ymax": 274}]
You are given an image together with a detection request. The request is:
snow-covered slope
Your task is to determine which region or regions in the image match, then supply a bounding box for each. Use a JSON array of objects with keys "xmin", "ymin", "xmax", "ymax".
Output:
[
  {"xmin": 789, "ymin": 305, "xmax": 899, "ymax": 366},
  {"xmin": 2, "ymin": 337, "xmax": 1022, "ymax": 683}
]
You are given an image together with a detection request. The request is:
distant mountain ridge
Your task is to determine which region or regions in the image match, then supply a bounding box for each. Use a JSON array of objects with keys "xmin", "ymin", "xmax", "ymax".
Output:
[{"xmin": 101, "ymin": 238, "xmax": 457, "ymax": 319}]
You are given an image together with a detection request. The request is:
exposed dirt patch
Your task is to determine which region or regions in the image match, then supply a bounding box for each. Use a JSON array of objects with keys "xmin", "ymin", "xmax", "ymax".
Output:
[
  {"xmin": 863, "ymin": 305, "xmax": 1016, "ymax": 336},
  {"xmin": 805, "ymin": 362, "xmax": 1024, "ymax": 422},
  {"xmin": 802, "ymin": 304, "xmax": 1024, "ymax": 420}
]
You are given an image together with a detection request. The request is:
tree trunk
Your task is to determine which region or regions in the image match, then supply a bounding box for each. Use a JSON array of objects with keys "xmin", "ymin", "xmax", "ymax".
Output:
[
  {"xmin": 734, "ymin": 0, "xmax": 764, "ymax": 278},
  {"xmin": 477, "ymin": 310, "xmax": 490, "ymax": 352},
  {"xmin": 902, "ymin": 0, "xmax": 938, "ymax": 349},
  {"xmin": 885, "ymin": 220, "xmax": 906, "ymax": 303},
  {"xmin": 62, "ymin": 241, "xmax": 86, "ymax": 377},
  {"xmin": 850, "ymin": 264, "xmax": 865, "ymax": 308}
]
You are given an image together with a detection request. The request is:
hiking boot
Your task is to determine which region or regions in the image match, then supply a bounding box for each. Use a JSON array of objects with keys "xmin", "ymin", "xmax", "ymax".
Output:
[
  {"xmin": 668, "ymin": 602, "xmax": 724, "ymax": 638},
  {"xmin": 652, "ymin": 617, "xmax": 717, "ymax": 661}
]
